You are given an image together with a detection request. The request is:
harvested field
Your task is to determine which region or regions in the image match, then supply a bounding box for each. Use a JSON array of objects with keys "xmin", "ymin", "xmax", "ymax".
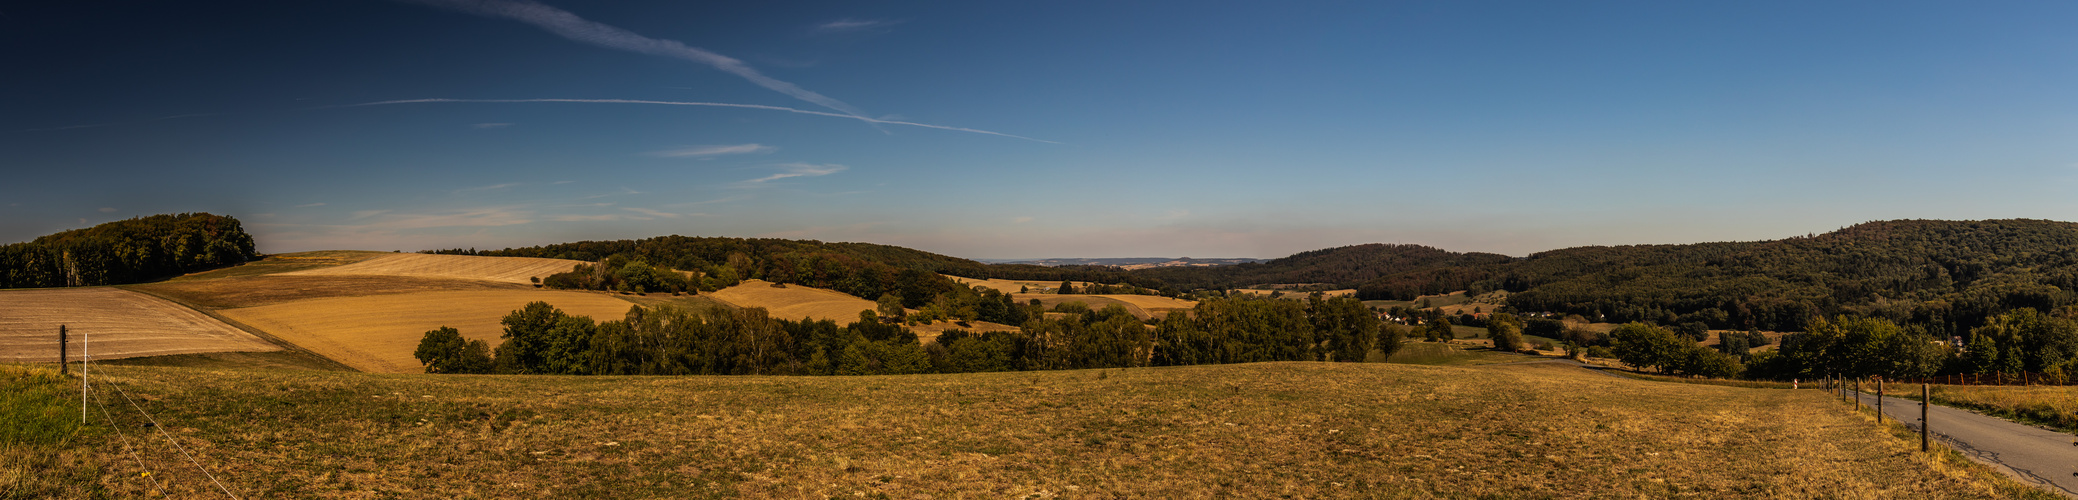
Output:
[
  {"xmin": 0, "ymin": 288, "xmax": 279, "ymax": 363},
  {"xmin": 165, "ymin": 250, "xmax": 392, "ymax": 282},
  {"xmin": 909, "ymin": 319, "xmax": 1022, "ymax": 344},
  {"xmin": 1234, "ymin": 288, "xmax": 1355, "ymax": 299},
  {"xmin": 1013, "ymin": 293, "xmax": 1192, "ymax": 320},
  {"xmin": 127, "ymin": 275, "xmax": 527, "ymax": 309},
  {"xmin": 216, "ymin": 290, "xmax": 637, "ymax": 373},
  {"xmin": 61, "ymin": 361, "xmax": 2050, "ymax": 498},
  {"xmin": 707, "ymin": 279, "xmax": 880, "ymax": 323},
  {"xmin": 279, "ymin": 253, "xmax": 586, "ymax": 285},
  {"xmin": 943, "ymin": 275, "xmax": 1067, "ymax": 294}
]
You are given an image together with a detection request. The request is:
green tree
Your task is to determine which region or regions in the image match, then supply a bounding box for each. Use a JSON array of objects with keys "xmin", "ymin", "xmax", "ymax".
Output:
[
  {"xmin": 413, "ymin": 326, "xmax": 492, "ymax": 374},
  {"xmin": 1487, "ymin": 313, "xmax": 1525, "ymax": 352},
  {"xmin": 1610, "ymin": 322, "xmax": 1686, "ymax": 373},
  {"xmin": 1057, "ymin": 281, "xmax": 1076, "ymax": 294},
  {"xmin": 876, "ymin": 292, "xmax": 907, "ymax": 324}
]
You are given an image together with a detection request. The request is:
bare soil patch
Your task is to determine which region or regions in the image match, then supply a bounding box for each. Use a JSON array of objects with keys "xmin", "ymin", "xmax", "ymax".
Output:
[{"xmin": 0, "ymin": 288, "xmax": 279, "ymax": 363}]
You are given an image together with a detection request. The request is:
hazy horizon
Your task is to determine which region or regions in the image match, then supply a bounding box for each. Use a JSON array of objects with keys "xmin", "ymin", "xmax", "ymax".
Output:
[{"xmin": 9, "ymin": 1, "xmax": 2077, "ymax": 259}]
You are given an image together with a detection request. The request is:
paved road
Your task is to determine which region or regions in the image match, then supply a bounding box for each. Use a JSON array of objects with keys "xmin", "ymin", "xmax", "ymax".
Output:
[{"xmin": 1845, "ymin": 386, "xmax": 2078, "ymax": 497}]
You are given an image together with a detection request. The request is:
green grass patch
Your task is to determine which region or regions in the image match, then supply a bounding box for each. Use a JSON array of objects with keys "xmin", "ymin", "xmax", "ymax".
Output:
[{"xmin": 0, "ymin": 364, "xmax": 103, "ymax": 499}]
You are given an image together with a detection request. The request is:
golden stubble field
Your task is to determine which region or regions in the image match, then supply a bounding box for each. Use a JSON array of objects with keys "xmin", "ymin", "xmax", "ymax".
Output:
[
  {"xmin": 216, "ymin": 290, "xmax": 638, "ymax": 374},
  {"xmin": 62, "ymin": 361, "xmax": 2042, "ymax": 499},
  {"xmin": 1013, "ymin": 293, "xmax": 1197, "ymax": 320},
  {"xmin": 279, "ymin": 253, "xmax": 587, "ymax": 285},
  {"xmin": 0, "ymin": 288, "xmax": 278, "ymax": 363},
  {"xmin": 707, "ymin": 279, "xmax": 881, "ymax": 324}
]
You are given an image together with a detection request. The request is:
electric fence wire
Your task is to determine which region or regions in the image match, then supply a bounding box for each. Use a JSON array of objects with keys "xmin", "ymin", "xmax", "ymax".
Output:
[
  {"xmin": 102, "ymin": 376, "xmax": 241, "ymax": 499},
  {"xmin": 87, "ymin": 374, "xmax": 167, "ymax": 493}
]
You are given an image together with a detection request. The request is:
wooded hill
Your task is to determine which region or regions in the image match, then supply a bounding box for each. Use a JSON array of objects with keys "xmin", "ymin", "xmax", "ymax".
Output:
[
  {"xmin": 1159, "ymin": 219, "xmax": 2078, "ymax": 336},
  {"xmin": 0, "ymin": 213, "xmax": 258, "ymax": 288},
  {"xmin": 444, "ymin": 219, "xmax": 2078, "ymax": 336}
]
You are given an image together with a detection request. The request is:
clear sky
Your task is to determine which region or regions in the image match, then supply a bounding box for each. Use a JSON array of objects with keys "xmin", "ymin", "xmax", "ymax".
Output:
[{"xmin": 6, "ymin": 1, "xmax": 2077, "ymax": 259}]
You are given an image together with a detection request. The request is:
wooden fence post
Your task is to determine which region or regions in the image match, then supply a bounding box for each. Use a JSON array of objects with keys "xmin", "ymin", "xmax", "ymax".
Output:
[
  {"xmin": 1877, "ymin": 378, "xmax": 1884, "ymax": 424},
  {"xmin": 59, "ymin": 325, "xmax": 68, "ymax": 375},
  {"xmin": 1920, "ymin": 381, "xmax": 1930, "ymax": 453}
]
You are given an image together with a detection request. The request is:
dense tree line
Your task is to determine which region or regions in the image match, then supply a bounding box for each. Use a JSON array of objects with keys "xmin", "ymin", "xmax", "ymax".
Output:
[
  {"xmin": 0, "ymin": 213, "xmax": 257, "ymax": 288},
  {"xmin": 415, "ymin": 295, "xmax": 1397, "ymax": 376}
]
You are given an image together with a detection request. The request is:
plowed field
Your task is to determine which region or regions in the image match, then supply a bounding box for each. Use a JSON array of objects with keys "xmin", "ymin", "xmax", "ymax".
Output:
[
  {"xmin": 0, "ymin": 288, "xmax": 279, "ymax": 363},
  {"xmin": 216, "ymin": 290, "xmax": 636, "ymax": 373},
  {"xmin": 279, "ymin": 253, "xmax": 586, "ymax": 285}
]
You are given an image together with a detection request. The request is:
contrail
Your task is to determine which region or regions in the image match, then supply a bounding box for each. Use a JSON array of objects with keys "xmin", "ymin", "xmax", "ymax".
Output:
[
  {"xmin": 404, "ymin": 0, "xmax": 869, "ymax": 120},
  {"xmin": 346, "ymin": 98, "xmax": 1060, "ymax": 144}
]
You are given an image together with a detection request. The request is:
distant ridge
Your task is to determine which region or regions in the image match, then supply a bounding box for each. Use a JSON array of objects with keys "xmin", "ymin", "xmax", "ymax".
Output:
[{"xmin": 981, "ymin": 257, "xmax": 1264, "ymax": 268}]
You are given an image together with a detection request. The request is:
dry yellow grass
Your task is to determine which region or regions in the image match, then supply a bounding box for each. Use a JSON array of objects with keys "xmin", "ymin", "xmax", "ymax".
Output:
[
  {"xmin": 0, "ymin": 288, "xmax": 279, "ymax": 363},
  {"xmin": 707, "ymin": 279, "xmax": 881, "ymax": 323},
  {"xmin": 216, "ymin": 290, "xmax": 637, "ymax": 373},
  {"xmin": 279, "ymin": 253, "xmax": 587, "ymax": 285},
  {"xmin": 61, "ymin": 361, "xmax": 2051, "ymax": 498}
]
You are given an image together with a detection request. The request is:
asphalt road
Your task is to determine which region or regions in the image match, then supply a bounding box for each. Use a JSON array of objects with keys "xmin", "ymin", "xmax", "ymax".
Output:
[{"xmin": 1846, "ymin": 385, "xmax": 2078, "ymax": 497}]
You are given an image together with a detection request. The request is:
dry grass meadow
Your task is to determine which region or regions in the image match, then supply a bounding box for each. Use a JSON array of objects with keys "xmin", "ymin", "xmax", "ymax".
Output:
[
  {"xmin": 216, "ymin": 290, "xmax": 639, "ymax": 373},
  {"xmin": 0, "ymin": 288, "xmax": 278, "ymax": 363},
  {"xmin": 707, "ymin": 279, "xmax": 882, "ymax": 324},
  {"xmin": 18, "ymin": 360, "xmax": 2044, "ymax": 499},
  {"xmin": 280, "ymin": 253, "xmax": 587, "ymax": 285}
]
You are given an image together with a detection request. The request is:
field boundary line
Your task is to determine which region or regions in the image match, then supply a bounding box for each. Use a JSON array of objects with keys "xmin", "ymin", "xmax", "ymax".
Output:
[{"xmin": 101, "ymin": 376, "xmax": 242, "ymax": 499}]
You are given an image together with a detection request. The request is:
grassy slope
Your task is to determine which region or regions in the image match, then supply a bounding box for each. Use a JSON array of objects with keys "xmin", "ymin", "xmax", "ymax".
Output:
[{"xmin": 32, "ymin": 361, "xmax": 2048, "ymax": 498}]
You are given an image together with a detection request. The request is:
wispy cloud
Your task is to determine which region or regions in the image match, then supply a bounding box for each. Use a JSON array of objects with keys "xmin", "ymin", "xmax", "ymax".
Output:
[
  {"xmin": 342, "ymin": 207, "xmax": 533, "ymax": 230},
  {"xmin": 97, "ymin": 207, "xmax": 116, "ymax": 213},
  {"xmin": 814, "ymin": 18, "xmax": 899, "ymax": 33},
  {"xmin": 406, "ymin": 0, "xmax": 869, "ymax": 120},
  {"xmin": 296, "ymin": 202, "xmax": 327, "ymax": 208},
  {"xmin": 745, "ymin": 163, "xmax": 847, "ymax": 184},
  {"xmin": 472, "ymin": 122, "xmax": 513, "ymax": 129},
  {"xmin": 1013, "ymin": 216, "xmax": 1035, "ymax": 224},
  {"xmin": 346, "ymin": 98, "xmax": 1056, "ymax": 144},
  {"xmin": 622, "ymin": 207, "xmax": 682, "ymax": 218},
  {"xmin": 649, "ymin": 143, "xmax": 773, "ymax": 158},
  {"xmin": 454, "ymin": 182, "xmax": 520, "ymax": 194},
  {"xmin": 548, "ymin": 214, "xmax": 626, "ymax": 222}
]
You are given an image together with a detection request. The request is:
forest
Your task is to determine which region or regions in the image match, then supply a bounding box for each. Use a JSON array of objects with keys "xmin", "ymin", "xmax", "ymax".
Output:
[{"xmin": 0, "ymin": 213, "xmax": 257, "ymax": 288}]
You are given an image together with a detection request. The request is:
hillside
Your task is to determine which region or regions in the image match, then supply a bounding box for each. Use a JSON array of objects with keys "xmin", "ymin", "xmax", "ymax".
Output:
[
  {"xmin": 1129, "ymin": 243, "xmax": 1513, "ymax": 292},
  {"xmin": 30, "ymin": 361, "xmax": 2036, "ymax": 498},
  {"xmin": 1491, "ymin": 219, "xmax": 2078, "ymax": 333}
]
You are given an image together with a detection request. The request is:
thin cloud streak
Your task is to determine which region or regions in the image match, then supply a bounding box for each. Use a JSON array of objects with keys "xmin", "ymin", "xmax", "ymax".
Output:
[
  {"xmin": 345, "ymin": 98, "xmax": 1059, "ymax": 144},
  {"xmin": 815, "ymin": 19, "xmax": 898, "ymax": 33},
  {"xmin": 649, "ymin": 143, "xmax": 773, "ymax": 158},
  {"xmin": 404, "ymin": 0, "xmax": 869, "ymax": 119},
  {"xmin": 745, "ymin": 163, "xmax": 846, "ymax": 184}
]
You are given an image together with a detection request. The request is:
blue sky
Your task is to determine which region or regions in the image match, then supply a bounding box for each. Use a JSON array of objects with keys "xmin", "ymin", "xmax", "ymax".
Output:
[{"xmin": 6, "ymin": 1, "xmax": 2077, "ymax": 259}]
